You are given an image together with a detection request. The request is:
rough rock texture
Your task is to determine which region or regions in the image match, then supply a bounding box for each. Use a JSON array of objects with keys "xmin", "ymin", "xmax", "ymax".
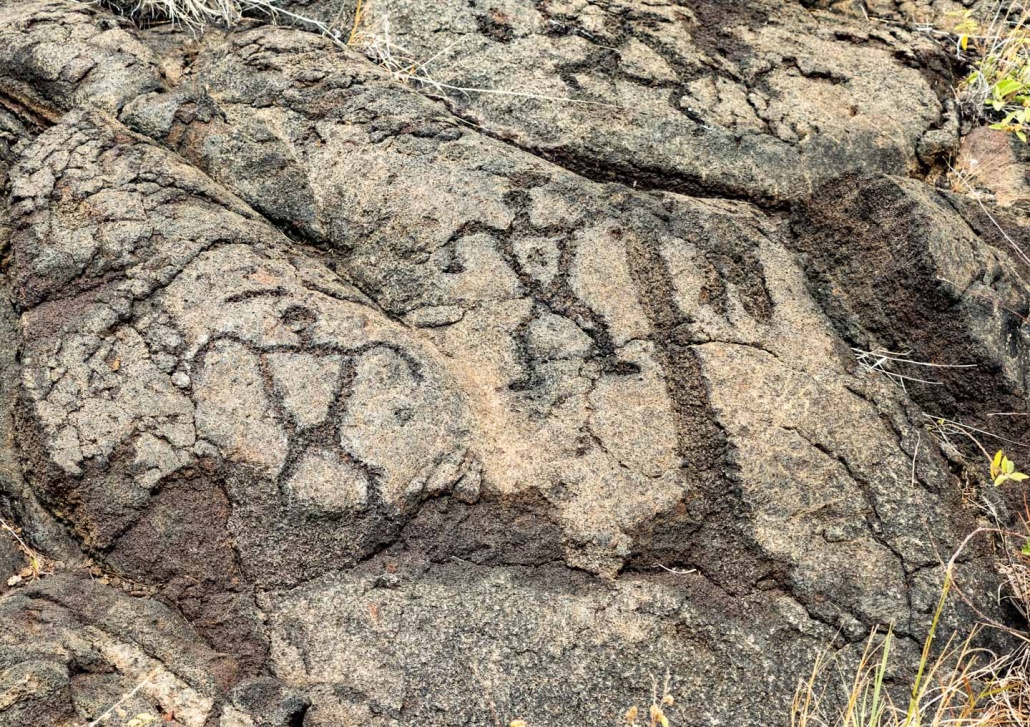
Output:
[
  {"xmin": 341, "ymin": 0, "xmax": 958, "ymax": 203},
  {"xmin": 0, "ymin": 0, "xmax": 1027, "ymax": 725},
  {"xmin": 0, "ymin": 1, "xmax": 164, "ymax": 121},
  {"xmin": 0, "ymin": 574, "xmax": 238, "ymax": 727},
  {"xmin": 0, "ymin": 535, "xmax": 23, "ymax": 593},
  {"xmin": 13, "ymin": 107, "xmax": 476, "ymax": 678}
]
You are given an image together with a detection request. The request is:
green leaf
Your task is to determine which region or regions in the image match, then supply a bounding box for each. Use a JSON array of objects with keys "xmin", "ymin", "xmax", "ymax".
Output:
[
  {"xmin": 997, "ymin": 77, "xmax": 1024, "ymax": 98},
  {"xmin": 1021, "ymin": 538, "xmax": 1030, "ymax": 557}
]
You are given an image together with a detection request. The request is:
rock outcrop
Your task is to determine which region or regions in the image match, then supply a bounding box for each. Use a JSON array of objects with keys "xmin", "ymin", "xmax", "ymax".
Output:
[{"xmin": 0, "ymin": 1, "xmax": 1027, "ymax": 725}]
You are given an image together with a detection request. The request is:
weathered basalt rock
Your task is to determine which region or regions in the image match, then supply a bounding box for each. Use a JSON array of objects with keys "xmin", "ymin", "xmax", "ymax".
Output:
[
  {"xmin": 0, "ymin": 574, "xmax": 233, "ymax": 727},
  {"xmin": 326, "ymin": 0, "xmax": 955, "ymax": 203},
  {"xmin": 0, "ymin": 1, "xmax": 164, "ymax": 122},
  {"xmin": 0, "ymin": 1, "xmax": 1026, "ymax": 725},
  {"xmin": 11, "ymin": 108, "xmax": 477, "ymax": 677}
]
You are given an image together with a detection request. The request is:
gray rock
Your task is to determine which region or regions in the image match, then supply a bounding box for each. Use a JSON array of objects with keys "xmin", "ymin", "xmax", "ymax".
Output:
[
  {"xmin": 0, "ymin": 2, "xmax": 1025, "ymax": 726},
  {"xmin": 333, "ymin": 0, "xmax": 946, "ymax": 203},
  {"xmin": 10, "ymin": 109, "xmax": 476, "ymax": 676},
  {"xmin": 0, "ymin": 535, "xmax": 24, "ymax": 594},
  {"xmin": 114, "ymin": 25, "xmax": 1000, "ymax": 619},
  {"xmin": 0, "ymin": 574, "xmax": 228, "ymax": 726},
  {"xmin": 0, "ymin": 0, "xmax": 163, "ymax": 120},
  {"xmin": 792, "ymin": 174, "xmax": 1030, "ymax": 428},
  {"xmin": 261, "ymin": 559, "xmax": 850, "ymax": 726},
  {"xmin": 223, "ymin": 677, "xmax": 310, "ymax": 727}
]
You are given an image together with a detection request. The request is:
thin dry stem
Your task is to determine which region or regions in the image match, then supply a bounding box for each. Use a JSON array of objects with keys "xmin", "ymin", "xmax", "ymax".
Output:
[
  {"xmin": 0, "ymin": 514, "xmax": 51, "ymax": 581},
  {"xmin": 84, "ymin": 669, "xmax": 161, "ymax": 727}
]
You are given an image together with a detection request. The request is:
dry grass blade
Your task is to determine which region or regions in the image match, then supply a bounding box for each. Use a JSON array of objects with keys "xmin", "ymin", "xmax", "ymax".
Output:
[
  {"xmin": 93, "ymin": 0, "xmax": 619, "ymax": 108},
  {"xmin": 349, "ymin": 12, "xmax": 619, "ymax": 108},
  {"xmin": 0, "ymin": 514, "xmax": 52, "ymax": 583},
  {"xmin": 937, "ymin": 276, "xmax": 1030, "ymax": 327},
  {"xmin": 84, "ymin": 668, "xmax": 162, "ymax": 727},
  {"xmin": 947, "ymin": 162, "xmax": 1030, "ymax": 269},
  {"xmin": 90, "ymin": 0, "xmax": 348, "ymax": 39},
  {"xmin": 791, "ymin": 566, "xmax": 1028, "ymax": 727},
  {"xmin": 347, "ymin": 0, "xmax": 364, "ymax": 45},
  {"xmin": 795, "ymin": 511, "xmax": 1030, "ymax": 727},
  {"xmin": 925, "ymin": 413, "xmax": 1030, "ymax": 461},
  {"xmin": 852, "ymin": 348, "xmax": 977, "ymax": 391},
  {"xmin": 954, "ymin": 0, "xmax": 1030, "ymax": 141}
]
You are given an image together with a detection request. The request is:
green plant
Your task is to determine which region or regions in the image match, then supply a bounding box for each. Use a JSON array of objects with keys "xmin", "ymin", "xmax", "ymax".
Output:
[
  {"xmin": 989, "ymin": 450, "xmax": 1030, "ymax": 558},
  {"xmin": 791, "ymin": 444, "xmax": 1030, "ymax": 727},
  {"xmin": 790, "ymin": 565, "xmax": 1030, "ymax": 727},
  {"xmin": 959, "ymin": 1, "xmax": 1030, "ymax": 141},
  {"xmin": 991, "ymin": 449, "xmax": 1029, "ymax": 486}
]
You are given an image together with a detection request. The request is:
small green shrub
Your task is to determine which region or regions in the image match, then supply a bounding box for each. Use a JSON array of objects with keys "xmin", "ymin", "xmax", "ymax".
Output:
[{"xmin": 959, "ymin": 2, "xmax": 1030, "ymax": 141}]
